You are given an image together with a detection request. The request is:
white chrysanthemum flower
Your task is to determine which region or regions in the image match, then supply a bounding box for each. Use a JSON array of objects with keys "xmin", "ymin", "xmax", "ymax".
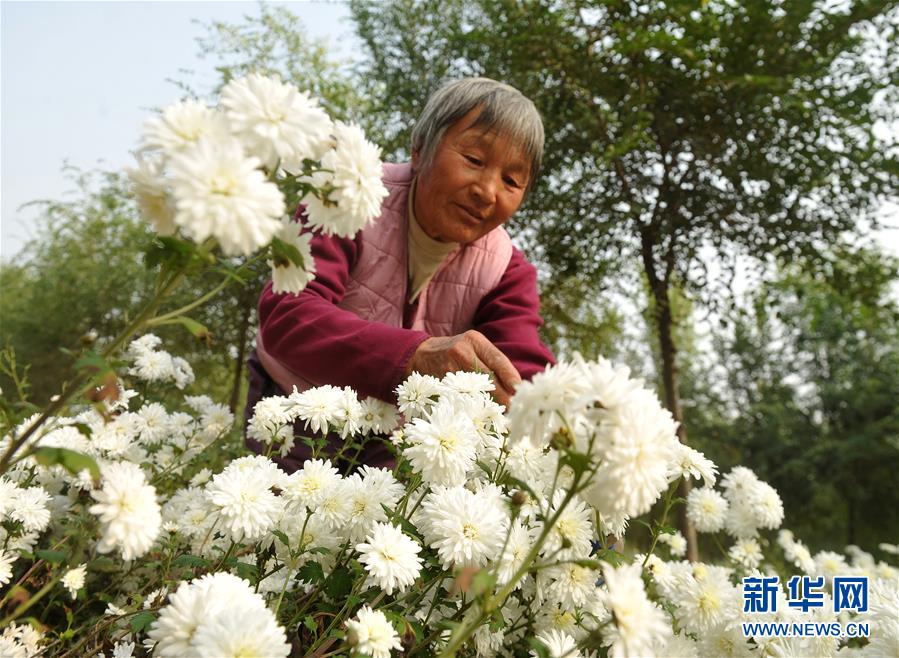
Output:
[
  {"xmin": 302, "ymin": 122, "xmax": 388, "ymax": 238},
  {"xmin": 669, "ymin": 564, "xmax": 737, "ymax": 635},
  {"xmin": 545, "ymin": 562, "xmax": 599, "ymax": 611},
  {"xmin": 669, "ymin": 444, "xmax": 718, "ymax": 486},
  {"xmin": 585, "ymin": 389, "xmax": 679, "ymax": 519},
  {"xmin": 188, "ymin": 468, "xmax": 212, "ymax": 488},
  {"xmin": 247, "ymin": 395, "xmax": 295, "ymax": 445},
  {"xmin": 127, "ymin": 154, "xmax": 175, "ymax": 235},
  {"xmin": 141, "ymin": 99, "xmax": 230, "ymax": 156},
  {"xmin": 10, "ymin": 486, "xmax": 52, "ymax": 533},
  {"xmin": 721, "ymin": 466, "xmax": 760, "ymax": 501},
  {"xmin": 416, "ymin": 486, "xmax": 508, "ymax": 569},
  {"xmin": 204, "ymin": 465, "xmax": 281, "ymax": 542},
  {"xmin": 135, "ymin": 402, "xmax": 169, "ymax": 446},
  {"xmin": 0, "ymin": 549, "xmax": 15, "ymax": 586},
  {"xmin": 315, "ymin": 478, "xmax": 352, "ymax": 530},
  {"xmin": 659, "ymin": 530, "xmax": 688, "ymax": 558},
  {"xmin": 357, "ymin": 522, "xmax": 423, "ymax": 595},
  {"xmin": 541, "ymin": 491, "xmax": 594, "ymax": 560},
  {"xmin": 661, "ymin": 631, "xmax": 701, "ymax": 658},
  {"xmin": 359, "ymin": 398, "xmax": 399, "ymax": 435},
  {"xmin": 686, "ymin": 487, "xmax": 729, "ymax": 533},
  {"xmin": 396, "ymin": 372, "xmax": 443, "ymax": 418},
  {"xmin": 749, "ymin": 481, "xmax": 784, "ymax": 530},
  {"xmin": 342, "ymin": 467, "xmax": 404, "ymax": 542},
  {"xmin": 346, "ymin": 606, "xmax": 401, "ymax": 658},
  {"xmin": 167, "ymin": 136, "xmax": 284, "ymax": 256},
  {"xmin": 729, "ymin": 538, "xmax": 763, "ymax": 569},
  {"xmin": 403, "ymin": 400, "xmax": 478, "ymax": 486},
  {"xmin": 282, "ymin": 458, "xmax": 341, "ymax": 510},
  {"xmin": 131, "ymin": 349, "xmax": 175, "ymax": 382},
  {"xmin": 697, "ymin": 623, "xmax": 756, "ymax": 658},
  {"xmin": 220, "ymin": 73, "xmax": 332, "ymax": 172},
  {"xmin": 441, "ymin": 371, "xmax": 494, "ymax": 396},
  {"xmin": 170, "ymin": 356, "xmax": 194, "ymax": 389},
  {"xmin": 89, "ymin": 461, "xmax": 161, "ymax": 560},
  {"xmin": 813, "ymin": 550, "xmax": 849, "ymax": 582},
  {"xmin": 0, "ymin": 478, "xmax": 22, "ymax": 518},
  {"xmin": 290, "ymin": 384, "xmax": 345, "ymax": 435},
  {"xmin": 725, "ymin": 500, "xmax": 762, "ymax": 540},
  {"xmin": 505, "ymin": 441, "xmax": 555, "ymax": 494},
  {"xmin": 150, "ymin": 572, "xmax": 288, "ymax": 658},
  {"xmin": 269, "ymin": 217, "xmax": 316, "ymax": 295},
  {"xmin": 61, "ymin": 564, "xmax": 86, "ymax": 600},
  {"xmin": 190, "ymin": 603, "xmax": 291, "ymax": 657},
  {"xmin": 507, "ymin": 360, "xmax": 590, "ymax": 447},
  {"xmin": 496, "ymin": 520, "xmax": 534, "ymax": 588},
  {"xmin": 199, "ymin": 404, "xmax": 234, "ymax": 440},
  {"xmin": 336, "ymin": 386, "xmax": 364, "ymax": 438},
  {"xmin": 599, "ymin": 562, "xmax": 671, "ymax": 658},
  {"xmin": 532, "ymin": 629, "xmax": 581, "ymax": 658},
  {"xmin": 99, "ymin": 640, "xmax": 135, "ymax": 658}
]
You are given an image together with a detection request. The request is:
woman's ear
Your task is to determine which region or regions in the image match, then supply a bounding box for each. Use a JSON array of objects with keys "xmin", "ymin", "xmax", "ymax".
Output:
[{"xmin": 411, "ymin": 147, "xmax": 421, "ymax": 174}]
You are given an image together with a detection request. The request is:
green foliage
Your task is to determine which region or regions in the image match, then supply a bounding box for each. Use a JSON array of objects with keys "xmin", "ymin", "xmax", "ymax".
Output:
[
  {"xmin": 191, "ymin": 3, "xmax": 365, "ymax": 121},
  {"xmin": 686, "ymin": 245, "xmax": 899, "ymax": 549}
]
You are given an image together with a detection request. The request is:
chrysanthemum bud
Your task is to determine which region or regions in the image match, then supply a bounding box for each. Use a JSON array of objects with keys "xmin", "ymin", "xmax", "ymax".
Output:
[
  {"xmin": 511, "ymin": 490, "xmax": 528, "ymax": 507},
  {"xmin": 550, "ymin": 427, "xmax": 572, "ymax": 450}
]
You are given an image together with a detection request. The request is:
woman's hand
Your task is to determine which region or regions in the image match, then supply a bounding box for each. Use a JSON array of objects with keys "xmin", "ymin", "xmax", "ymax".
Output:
[{"xmin": 405, "ymin": 330, "xmax": 522, "ymax": 407}]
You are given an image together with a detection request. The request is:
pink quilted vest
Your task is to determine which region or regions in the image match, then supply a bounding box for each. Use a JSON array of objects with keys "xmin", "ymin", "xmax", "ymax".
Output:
[{"xmin": 257, "ymin": 162, "xmax": 513, "ymax": 394}]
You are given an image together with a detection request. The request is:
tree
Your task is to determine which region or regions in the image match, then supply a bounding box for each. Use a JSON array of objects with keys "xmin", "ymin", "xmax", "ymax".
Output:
[
  {"xmin": 0, "ymin": 6, "xmax": 366, "ymax": 415},
  {"xmin": 684, "ymin": 245, "xmax": 899, "ymax": 550},
  {"xmin": 350, "ymin": 0, "xmax": 899, "ymax": 557}
]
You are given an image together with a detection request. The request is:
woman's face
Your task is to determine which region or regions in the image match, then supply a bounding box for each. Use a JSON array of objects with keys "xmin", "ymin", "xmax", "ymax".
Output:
[{"xmin": 412, "ymin": 108, "xmax": 530, "ymax": 244}]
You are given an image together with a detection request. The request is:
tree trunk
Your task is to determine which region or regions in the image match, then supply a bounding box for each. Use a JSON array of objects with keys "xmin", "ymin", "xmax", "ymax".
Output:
[
  {"xmin": 229, "ymin": 304, "xmax": 253, "ymax": 414},
  {"xmin": 640, "ymin": 228, "xmax": 700, "ymax": 562}
]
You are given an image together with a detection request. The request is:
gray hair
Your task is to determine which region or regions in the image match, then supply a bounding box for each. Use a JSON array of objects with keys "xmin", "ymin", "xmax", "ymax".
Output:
[{"xmin": 411, "ymin": 77, "xmax": 544, "ymax": 192}]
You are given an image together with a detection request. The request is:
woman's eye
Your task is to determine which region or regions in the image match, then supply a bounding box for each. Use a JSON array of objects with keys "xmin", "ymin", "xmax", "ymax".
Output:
[
  {"xmin": 464, "ymin": 155, "xmax": 482, "ymax": 165},
  {"xmin": 504, "ymin": 176, "xmax": 522, "ymax": 188}
]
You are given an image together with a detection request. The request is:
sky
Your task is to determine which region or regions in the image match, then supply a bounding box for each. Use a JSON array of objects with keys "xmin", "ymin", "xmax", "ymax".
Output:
[
  {"xmin": 1, "ymin": 1, "xmax": 896, "ymax": 262},
  {"xmin": 1, "ymin": 0, "xmax": 357, "ymax": 260}
]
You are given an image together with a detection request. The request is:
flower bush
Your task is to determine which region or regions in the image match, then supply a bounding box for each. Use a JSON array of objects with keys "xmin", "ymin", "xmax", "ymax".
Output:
[{"xmin": 0, "ymin": 74, "xmax": 896, "ymax": 657}]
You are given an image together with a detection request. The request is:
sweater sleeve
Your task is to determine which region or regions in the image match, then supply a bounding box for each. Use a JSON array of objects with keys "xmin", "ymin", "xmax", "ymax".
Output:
[
  {"xmin": 258, "ymin": 225, "xmax": 430, "ymax": 402},
  {"xmin": 472, "ymin": 247, "xmax": 556, "ymax": 381}
]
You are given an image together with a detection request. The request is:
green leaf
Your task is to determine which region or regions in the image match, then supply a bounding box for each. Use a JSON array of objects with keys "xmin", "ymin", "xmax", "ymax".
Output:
[
  {"xmin": 528, "ymin": 638, "xmax": 551, "ymax": 658},
  {"xmin": 324, "ymin": 566, "xmax": 353, "ymax": 600},
  {"xmin": 71, "ymin": 422, "xmax": 92, "ymax": 438},
  {"xmin": 130, "ymin": 611, "xmax": 156, "ymax": 633},
  {"xmin": 32, "ymin": 447, "xmax": 101, "ymax": 481},
  {"xmin": 73, "ymin": 351, "xmax": 109, "ymax": 373},
  {"xmin": 297, "ymin": 561, "xmax": 325, "ymax": 584},
  {"xmin": 271, "ymin": 529, "xmax": 290, "ymax": 547},
  {"xmin": 471, "ymin": 570, "xmax": 496, "ymax": 598},
  {"xmin": 234, "ymin": 561, "xmax": 258, "ymax": 581},
  {"xmin": 271, "ymin": 236, "xmax": 306, "ymax": 269},
  {"xmin": 171, "ymin": 554, "xmax": 209, "ymax": 569},
  {"xmin": 303, "ymin": 615, "xmax": 317, "ymax": 633},
  {"xmin": 172, "ymin": 317, "xmax": 211, "ymax": 341},
  {"xmin": 87, "ymin": 556, "xmax": 119, "ymax": 573},
  {"xmin": 560, "ymin": 451, "xmax": 591, "ymax": 477},
  {"xmin": 35, "ymin": 549, "xmax": 67, "ymax": 564}
]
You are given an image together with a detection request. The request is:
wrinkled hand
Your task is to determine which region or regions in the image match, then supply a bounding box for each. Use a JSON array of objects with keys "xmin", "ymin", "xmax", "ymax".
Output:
[{"xmin": 405, "ymin": 330, "xmax": 521, "ymax": 407}]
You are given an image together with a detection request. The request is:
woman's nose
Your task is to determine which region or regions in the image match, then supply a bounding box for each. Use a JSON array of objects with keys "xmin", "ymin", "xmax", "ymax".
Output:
[{"xmin": 471, "ymin": 174, "xmax": 497, "ymax": 206}]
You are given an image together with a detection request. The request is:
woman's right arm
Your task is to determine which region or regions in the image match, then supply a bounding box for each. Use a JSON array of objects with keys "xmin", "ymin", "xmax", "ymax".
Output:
[{"xmin": 258, "ymin": 224, "xmax": 429, "ymax": 402}]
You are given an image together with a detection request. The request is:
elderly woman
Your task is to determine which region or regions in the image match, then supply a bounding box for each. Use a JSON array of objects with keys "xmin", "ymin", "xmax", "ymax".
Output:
[{"xmin": 246, "ymin": 77, "xmax": 555, "ymax": 472}]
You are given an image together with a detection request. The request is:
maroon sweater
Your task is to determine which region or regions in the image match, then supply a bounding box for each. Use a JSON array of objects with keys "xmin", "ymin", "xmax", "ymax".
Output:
[{"xmin": 245, "ymin": 227, "xmax": 555, "ymax": 471}]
